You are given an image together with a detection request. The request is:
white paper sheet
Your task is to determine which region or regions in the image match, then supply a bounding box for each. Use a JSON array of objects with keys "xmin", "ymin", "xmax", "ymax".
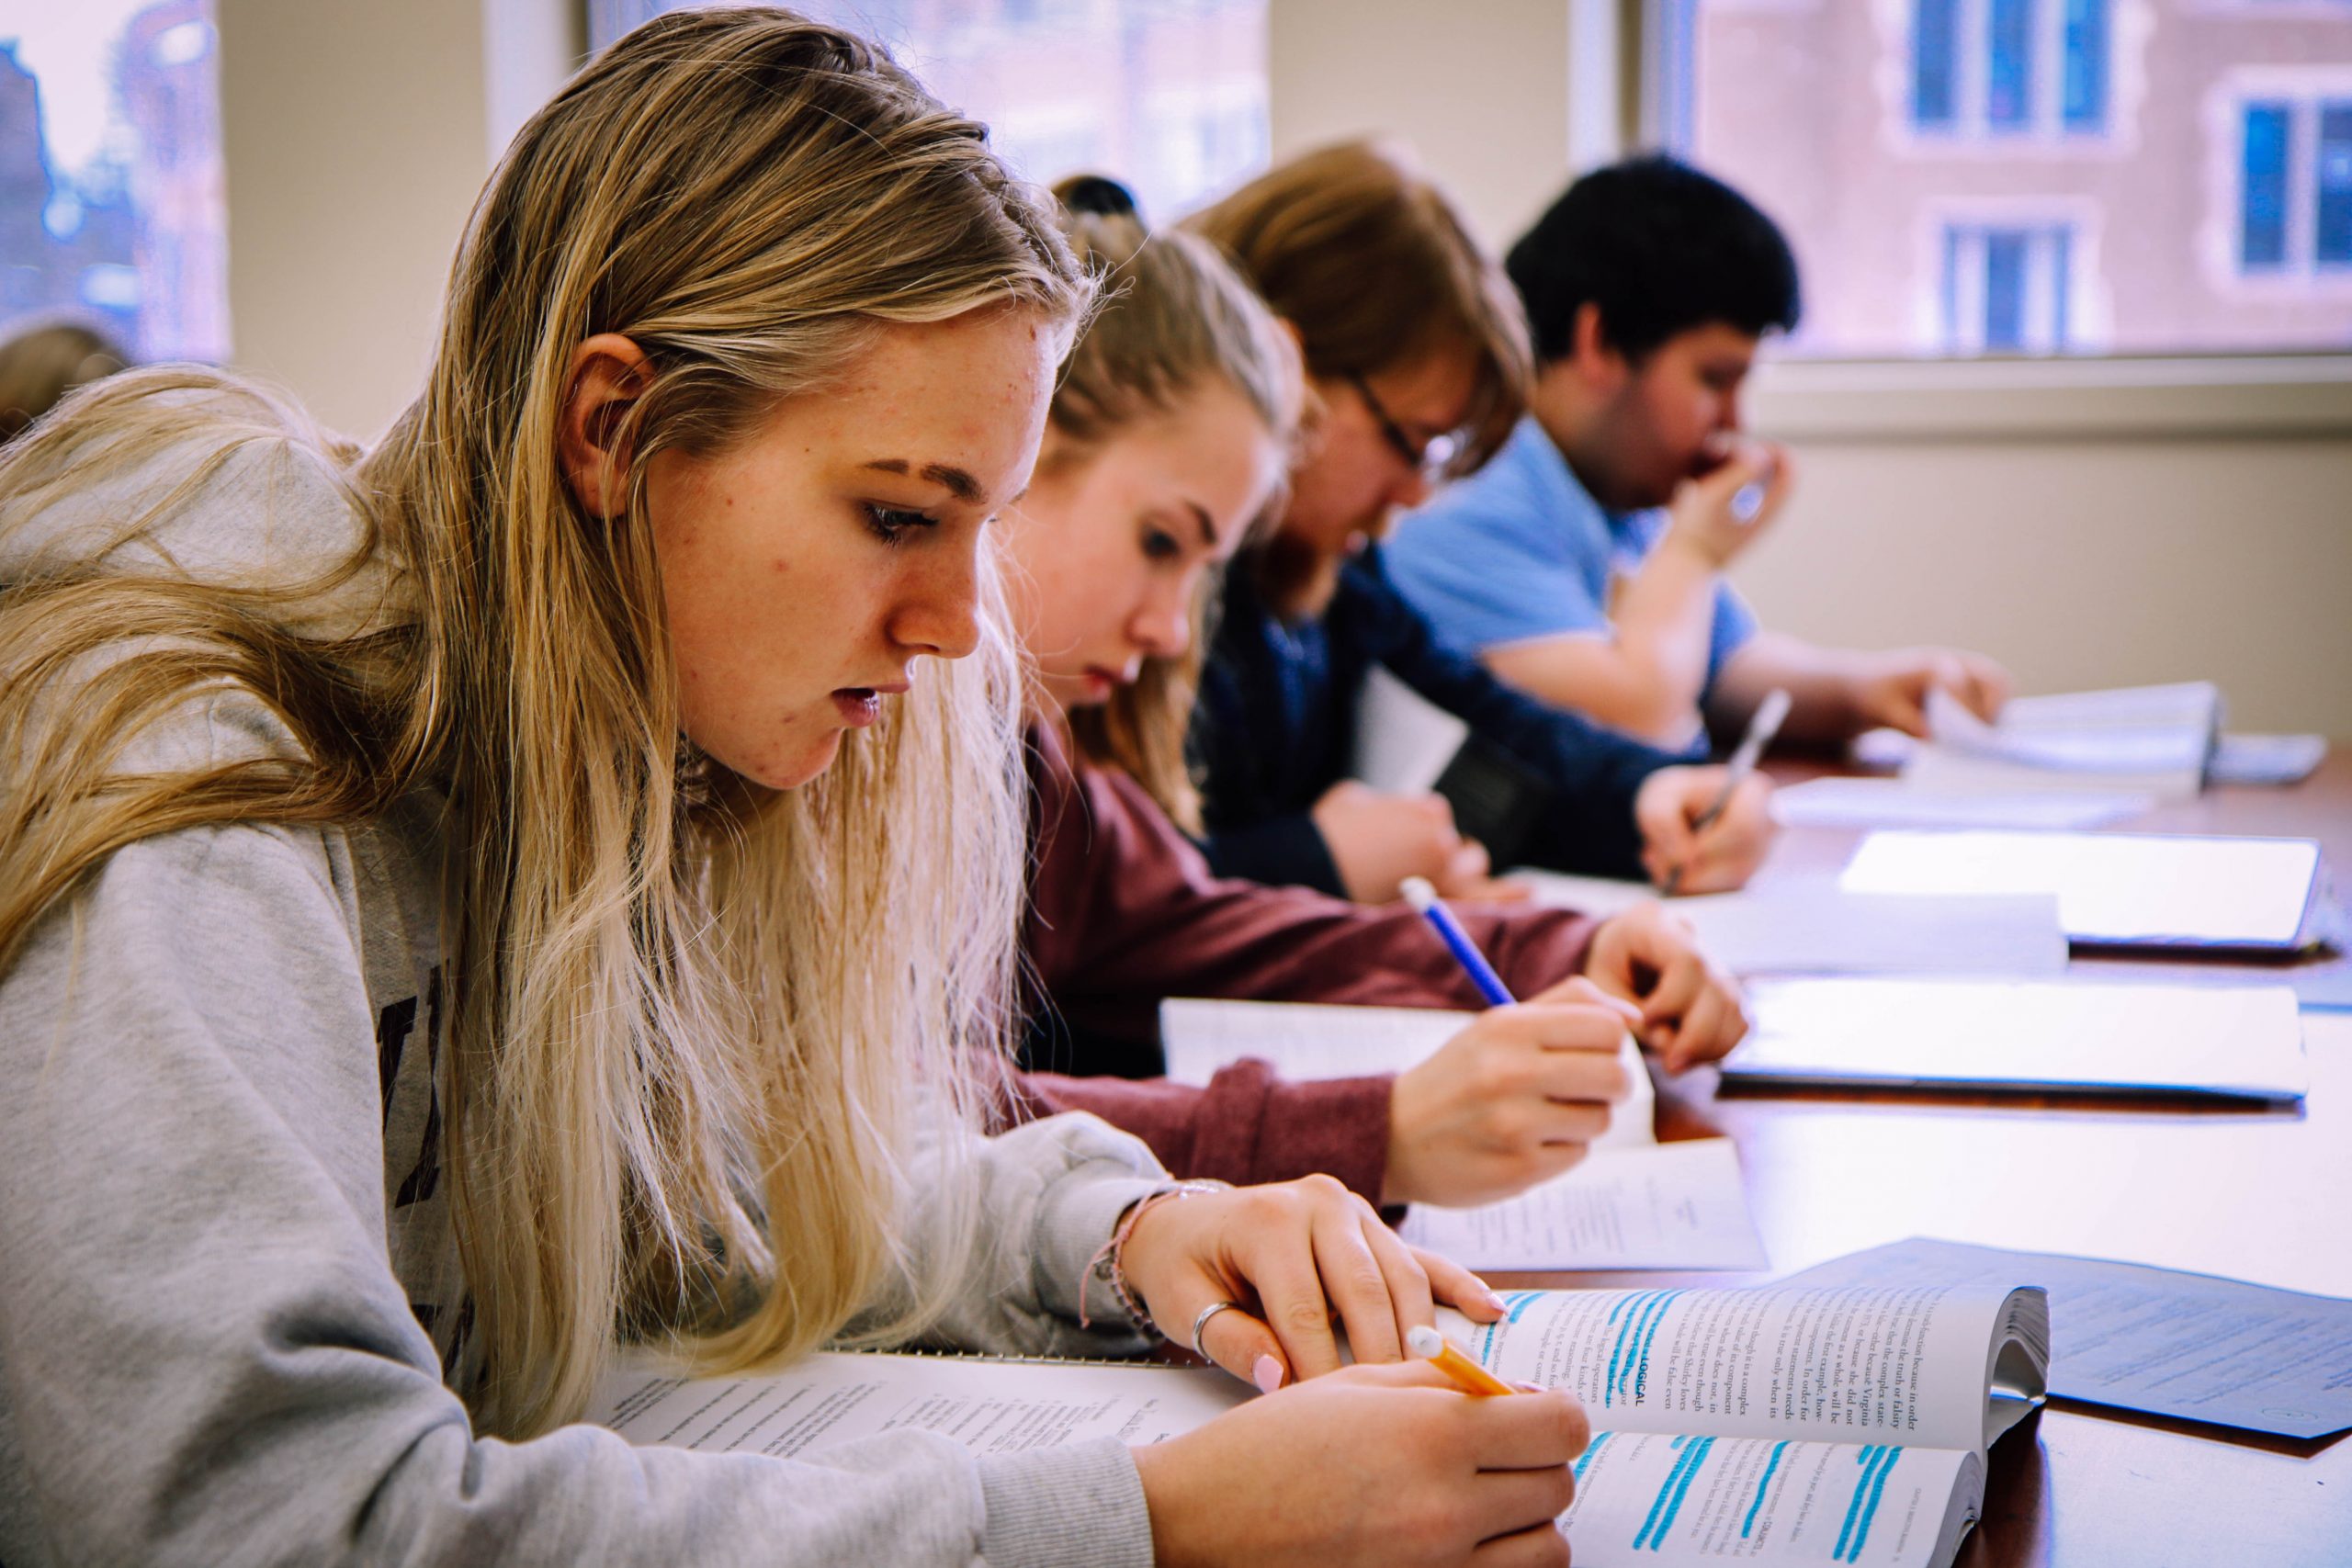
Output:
[
  {"xmin": 1352, "ymin": 664, "xmax": 1470, "ymax": 795},
  {"xmin": 1768, "ymin": 776, "xmax": 2152, "ymax": 831},
  {"xmin": 1396, "ymin": 1138, "xmax": 1767, "ymax": 1271},
  {"xmin": 590, "ymin": 1349, "xmax": 1248, "ymax": 1454},
  {"xmin": 1779, "ymin": 1238, "xmax": 2352, "ymax": 1438},
  {"xmin": 1729, "ymin": 977, "xmax": 2307, "ymax": 1100},
  {"xmin": 1839, "ymin": 829, "xmax": 2322, "ymax": 951},
  {"xmin": 1511, "ymin": 872, "xmax": 2070, "ymax": 978},
  {"xmin": 1159, "ymin": 998, "xmax": 1656, "ymax": 1148}
]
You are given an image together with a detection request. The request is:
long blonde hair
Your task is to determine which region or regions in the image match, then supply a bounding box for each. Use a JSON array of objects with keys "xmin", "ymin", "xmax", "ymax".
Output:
[
  {"xmin": 0, "ymin": 9, "xmax": 1087, "ymax": 1438},
  {"xmin": 1045, "ymin": 177, "xmax": 1300, "ymax": 832}
]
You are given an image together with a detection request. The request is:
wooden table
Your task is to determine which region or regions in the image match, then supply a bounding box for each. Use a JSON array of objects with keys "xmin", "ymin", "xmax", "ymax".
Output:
[{"xmin": 1495, "ymin": 755, "xmax": 2352, "ymax": 1565}]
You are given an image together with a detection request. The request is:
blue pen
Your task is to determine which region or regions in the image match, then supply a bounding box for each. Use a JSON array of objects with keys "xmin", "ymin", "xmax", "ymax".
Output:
[{"xmin": 1400, "ymin": 876, "xmax": 1514, "ymax": 1007}]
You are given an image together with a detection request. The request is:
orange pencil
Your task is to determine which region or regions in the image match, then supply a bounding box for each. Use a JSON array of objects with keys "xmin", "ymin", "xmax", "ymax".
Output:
[{"xmin": 1407, "ymin": 1325, "xmax": 1519, "ymax": 1396}]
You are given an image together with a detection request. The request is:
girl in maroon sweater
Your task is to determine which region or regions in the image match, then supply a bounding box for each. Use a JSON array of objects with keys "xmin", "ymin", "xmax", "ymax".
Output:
[{"xmin": 1006, "ymin": 181, "xmax": 1749, "ymax": 1209}]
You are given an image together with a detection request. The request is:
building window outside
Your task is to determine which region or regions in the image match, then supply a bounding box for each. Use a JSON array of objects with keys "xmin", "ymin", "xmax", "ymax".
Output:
[
  {"xmin": 1909, "ymin": 0, "xmax": 2110, "ymax": 136},
  {"xmin": 1943, "ymin": 220, "xmax": 2076, "ymax": 350},
  {"xmin": 2240, "ymin": 94, "xmax": 2352, "ymax": 274},
  {"xmin": 587, "ymin": 0, "xmax": 1269, "ymax": 223},
  {"xmin": 1657, "ymin": 0, "xmax": 2352, "ymax": 356},
  {"xmin": 0, "ymin": 0, "xmax": 226, "ymax": 363}
]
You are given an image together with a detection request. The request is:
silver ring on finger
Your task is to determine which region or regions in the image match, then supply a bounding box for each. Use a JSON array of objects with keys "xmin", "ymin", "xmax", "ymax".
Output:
[{"xmin": 1189, "ymin": 1299, "xmax": 1245, "ymax": 1361}]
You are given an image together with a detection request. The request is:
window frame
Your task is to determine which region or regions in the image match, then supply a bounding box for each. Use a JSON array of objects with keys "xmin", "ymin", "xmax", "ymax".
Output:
[{"xmin": 1621, "ymin": 0, "xmax": 2352, "ymax": 437}]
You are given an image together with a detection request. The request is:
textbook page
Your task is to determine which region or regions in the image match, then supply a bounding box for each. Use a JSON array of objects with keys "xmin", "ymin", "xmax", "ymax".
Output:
[
  {"xmin": 1558, "ymin": 1431, "xmax": 1978, "ymax": 1567},
  {"xmin": 1839, "ymin": 829, "xmax": 2322, "ymax": 951},
  {"xmin": 1512, "ymin": 873, "xmax": 2069, "ymax": 978},
  {"xmin": 1440, "ymin": 1281, "xmax": 2048, "ymax": 1456},
  {"xmin": 1396, "ymin": 1139, "xmax": 1768, "ymax": 1271},
  {"xmin": 590, "ymin": 1349, "xmax": 1247, "ymax": 1456},
  {"xmin": 1727, "ymin": 978, "xmax": 2307, "ymax": 1101},
  {"xmin": 1159, "ymin": 998, "xmax": 1655, "ymax": 1149},
  {"xmin": 1781, "ymin": 1237, "xmax": 2352, "ymax": 1438}
]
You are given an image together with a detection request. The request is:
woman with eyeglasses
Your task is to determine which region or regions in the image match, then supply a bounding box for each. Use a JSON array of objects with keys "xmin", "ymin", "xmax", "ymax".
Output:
[{"xmin": 1180, "ymin": 141, "xmax": 1779, "ymax": 907}]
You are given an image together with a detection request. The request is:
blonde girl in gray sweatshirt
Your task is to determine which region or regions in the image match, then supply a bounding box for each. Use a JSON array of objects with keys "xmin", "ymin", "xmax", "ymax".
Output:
[{"xmin": 0, "ymin": 9, "xmax": 1589, "ymax": 1568}]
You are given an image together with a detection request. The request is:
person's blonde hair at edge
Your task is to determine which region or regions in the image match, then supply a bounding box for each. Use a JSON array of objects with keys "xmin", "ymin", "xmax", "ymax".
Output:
[
  {"xmin": 0, "ymin": 8, "xmax": 1089, "ymax": 1439},
  {"xmin": 1042, "ymin": 176, "xmax": 1302, "ymax": 834}
]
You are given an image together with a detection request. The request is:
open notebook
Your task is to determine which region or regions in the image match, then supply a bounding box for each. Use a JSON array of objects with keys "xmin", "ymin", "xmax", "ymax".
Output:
[{"xmin": 1905, "ymin": 682, "xmax": 2219, "ymax": 802}]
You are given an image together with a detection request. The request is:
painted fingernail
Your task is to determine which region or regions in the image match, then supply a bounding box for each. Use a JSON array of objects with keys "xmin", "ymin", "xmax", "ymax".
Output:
[
  {"xmin": 1252, "ymin": 1354, "xmax": 1286, "ymax": 1395},
  {"xmin": 1481, "ymin": 1288, "xmax": 1510, "ymax": 1314}
]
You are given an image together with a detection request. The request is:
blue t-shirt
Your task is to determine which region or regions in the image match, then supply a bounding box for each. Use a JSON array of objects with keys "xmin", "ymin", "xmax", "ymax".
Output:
[{"xmin": 1385, "ymin": 416, "xmax": 1758, "ymax": 699}]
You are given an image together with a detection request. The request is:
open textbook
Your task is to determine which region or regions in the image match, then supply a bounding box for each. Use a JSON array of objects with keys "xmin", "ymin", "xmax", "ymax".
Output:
[
  {"xmin": 1159, "ymin": 998, "xmax": 1767, "ymax": 1269},
  {"xmin": 592, "ymin": 1278, "xmax": 2049, "ymax": 1568},
  {"xmin": 1433, "ymin": 1280, "xmax": 2049, "ymax": 1567},
  {"xmin": 1781, "ymin": 1238, "xmax": 2352, "ymax": 1438},
  {"xmin": 1905, "ymin": 682, "xmax": 2219, "ymax": 803}
]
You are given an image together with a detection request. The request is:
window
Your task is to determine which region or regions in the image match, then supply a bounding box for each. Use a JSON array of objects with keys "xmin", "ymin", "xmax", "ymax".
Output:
[
  {"xmin": 0, "ymin": 0, "xmax": 227, "ymax": 362},
  {"xmin": 2238, "ymin": 94, "xmax": 2352, "ymax": 274},
  {"xmin": 1656, "ymin": 0, "xmax": 2352, "ymax": 355},
  {"xmin": 588, "ymin": 0, "xmax": 1270, "ymax": 223},
  {"xmin": 1942, "ymin": 221, "xmax": 2075, "ymax": 351},
  {"xmin": 1908, "ymin": 0, "xmax": 2109, "ymax": 137}
]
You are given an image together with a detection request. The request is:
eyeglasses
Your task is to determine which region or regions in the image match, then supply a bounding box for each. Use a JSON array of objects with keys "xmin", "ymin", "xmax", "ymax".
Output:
[{"xmin": 1349, "ymin": 372, "xmax": 1466, "ymax": 480}]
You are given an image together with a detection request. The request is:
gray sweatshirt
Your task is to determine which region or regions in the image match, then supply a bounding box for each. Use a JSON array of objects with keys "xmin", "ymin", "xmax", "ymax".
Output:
[{"xmin": 0, "ymin": 409, "xmax": 1171, "ymax": 1567}]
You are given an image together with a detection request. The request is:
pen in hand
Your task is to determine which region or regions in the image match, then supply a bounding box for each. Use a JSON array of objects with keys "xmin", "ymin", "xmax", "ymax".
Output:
[
  {"xmin": 1400, "ymin": 875, "xmax": 1515, "ymax": 1007},
  {"xmin": 1661, "ymin": 685, "xmax": 1791, "ymax": 897}
]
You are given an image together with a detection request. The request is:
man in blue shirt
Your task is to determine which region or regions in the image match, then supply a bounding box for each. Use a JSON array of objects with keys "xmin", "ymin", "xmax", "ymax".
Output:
[{"xmin": 1387, "ymin": 156, "xmax": 2007, "ymax": 750}]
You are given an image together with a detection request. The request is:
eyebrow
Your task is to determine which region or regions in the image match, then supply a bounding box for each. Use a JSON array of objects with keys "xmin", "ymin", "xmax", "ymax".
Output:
[
  {"xmin": 863, "ymin": 458, "xmax": 983, "ymax": 503},
  {"xmin": 1186, "ymin": 500, "xmax": 1218, "ymax": 549}
]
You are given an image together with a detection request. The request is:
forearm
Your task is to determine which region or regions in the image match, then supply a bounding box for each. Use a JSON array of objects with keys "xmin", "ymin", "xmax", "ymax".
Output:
[
  {"xmin": 1019, "ymin": 1064, "xmax": 1396, "ymax": 1204},
  {"xmin": 1710, "ymin": 631, "xmax": 1873, "ymax": 744},
  {"xmin": 1597, "ymin": 537, "xmax": 1724, "ymax": 733}
]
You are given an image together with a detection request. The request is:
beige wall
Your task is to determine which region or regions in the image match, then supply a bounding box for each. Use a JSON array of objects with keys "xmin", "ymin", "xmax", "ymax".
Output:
[
  {"xmin": 1267, "ymin": 0, "xmax": 1575, "ymax": 253},
  {"xmin": 1726, "ymin": 434, "xmax": 2352, "ymax": 736}
]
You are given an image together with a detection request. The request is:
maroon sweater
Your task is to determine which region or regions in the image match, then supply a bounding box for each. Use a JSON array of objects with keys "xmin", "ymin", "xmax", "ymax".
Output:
[{"xmin": 1016, "ymin": 722, "xmax": 1599, "ymax": 1203}]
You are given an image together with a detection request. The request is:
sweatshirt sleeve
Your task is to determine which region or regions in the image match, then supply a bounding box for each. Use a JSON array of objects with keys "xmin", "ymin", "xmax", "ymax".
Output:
[
  {"xmin": 1016, "ymin": 1063, "xmax": 1396, "ymax": 1203},
  {"xmin": 1023, "ymin": 725, "xmax": 1600, "ymax": 1059},
  {"xmin": 0, "ymin": 822, "xmax": 1159, "ymax": 1568}
]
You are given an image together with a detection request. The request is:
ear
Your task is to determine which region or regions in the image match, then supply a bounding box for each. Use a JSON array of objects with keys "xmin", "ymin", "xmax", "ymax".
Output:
[
  {"xmin": 1570, "ymin": 302, "xmax": 1628, "ymax": 395},
  {"xmin": 558, "ymin": 333, "xmax": 655, "ymax": 520}
]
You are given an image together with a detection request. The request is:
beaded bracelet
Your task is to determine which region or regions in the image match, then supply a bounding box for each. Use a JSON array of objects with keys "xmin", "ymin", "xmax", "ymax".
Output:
[{"xmin": 1077, "ymin": 1179, "xmax": 1233, "ymax": 1333}]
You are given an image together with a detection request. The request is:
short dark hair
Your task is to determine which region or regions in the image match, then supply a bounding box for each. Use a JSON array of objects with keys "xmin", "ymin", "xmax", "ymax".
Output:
[{"xmin": 1507, "ymin": 154, "xmax": 1801, "ymax": 365}]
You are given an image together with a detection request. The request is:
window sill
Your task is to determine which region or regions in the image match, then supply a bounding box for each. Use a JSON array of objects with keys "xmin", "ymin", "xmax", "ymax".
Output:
[{"xmin": 1747, "ymin": 354, "xmax": 2352, "ymax": 443}]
